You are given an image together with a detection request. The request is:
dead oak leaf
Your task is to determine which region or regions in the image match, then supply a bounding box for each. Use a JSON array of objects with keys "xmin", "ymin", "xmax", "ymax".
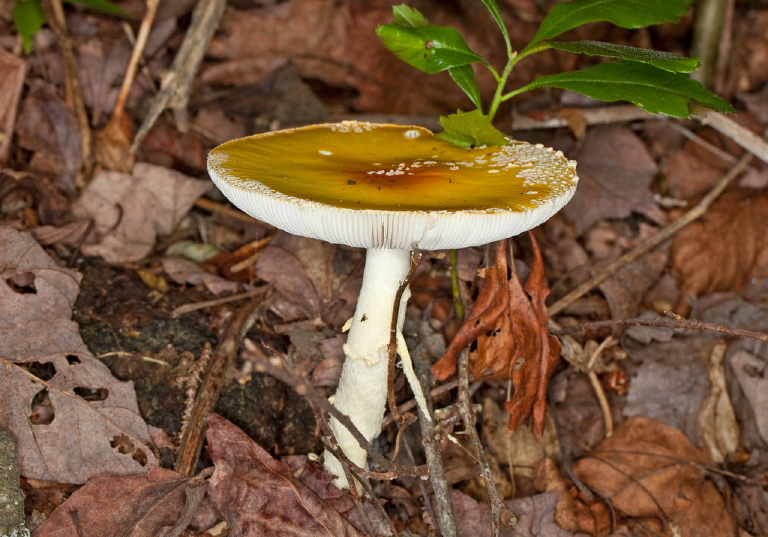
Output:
[
  {"xmin": 670, "ymin": 189, "xmax": 768, "ymax": 311},
  {"xmin": 33, "ymin": 467, "xmax": 208, "ymax": 537},
  {"xmin": 0, "ymin": 228, "xmax": 157, "ymax": 483},
  {"xmin": 206, "ymin": 413, "xmax": 364, "ymax": 537},
  {"xmin": 574, "ymin": 417, "xmax": 737, "ymax": 537},
  {"xmin": 432, "ymin": 237, "xmax": 560, "ymax": 438}
]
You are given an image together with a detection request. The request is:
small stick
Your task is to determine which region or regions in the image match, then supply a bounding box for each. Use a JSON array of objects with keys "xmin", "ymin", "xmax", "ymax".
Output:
[
  {"xmin": 551, "ymin": 312, "xmax": 768, "ymax": 341},
  {"xmin": 456, "ymin": 349, "xmax": 515, "ymax": 536},
  {"xmin": 549, "ymin": 148, "xmax": 756, "ymax": 317},
  {"xmin": 175, "ymin": 297, "xmax": 262, "ymax": 475}
]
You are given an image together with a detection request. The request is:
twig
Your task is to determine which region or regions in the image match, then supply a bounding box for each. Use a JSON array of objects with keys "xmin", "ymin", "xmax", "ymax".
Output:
[
  {"xmin": 698, "ymin": 112, "xmax": 768, "ymax": 165},
  {"xmin": 412, "ymin": 340, "xmax": 458, "ymax": 537},
  {"xmin": 549, "ymin": 147, "xmax": 756, "ymax": 317},
  {"xmin": 456, "ymin": 349, "xmax": 515, "ymax": 536},
  {"xmin": 551, "ymin": 312, "xmax": 768, "ymax": 341},
  {"xmin": 41, "ymin": 0, "xmax": 92, "ymax": 185},
  {"xmin": 585, "ymin": 336, "xmax": 615, "ymax": 438},
  {"xmin": 381, "ymin": 379, "xmax": 459, "ymax": 429},
  {"xmin": 195, "ymin": 197, "xmax": 276, "ymax": 229},
  {"xmin": 171, "ymin": 286, "xmax": 271, "ymax": 318},
  {"xmin": 132, "ymin": 0, "xmax": 227, "ymax": 152},
  {"xmin": 175, "ymin": 297, "xmax": 262, "ymax": 475}
]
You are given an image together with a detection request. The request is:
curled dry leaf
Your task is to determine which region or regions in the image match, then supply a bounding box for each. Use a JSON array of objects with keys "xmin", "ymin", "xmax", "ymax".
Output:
[
  {"xmin": 432, "ymin": 237, "xmax": 560, "ymax": 437},
  {"xmin": 33, "ymin": 467, "xmax": 208, "ymax": 537},
  {"xmin": 0, "ymin": 228, "xmax": 157, "ymax": 483},
  {"xmin": 574, "ymin": 417, "xmax": 736, "ymax": 537},
  {"xmin": 670, "ymin": 189, "xmax": 768, "ymax": 311},
  {"xmin": 206, "ymin": 413, "xmax": 364, "ymax": 537}
]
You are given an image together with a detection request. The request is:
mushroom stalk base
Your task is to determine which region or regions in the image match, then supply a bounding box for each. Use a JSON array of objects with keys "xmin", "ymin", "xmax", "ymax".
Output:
[{"xmin": 325, "ymin": 247, "xmax": 412, "ymax": 489}]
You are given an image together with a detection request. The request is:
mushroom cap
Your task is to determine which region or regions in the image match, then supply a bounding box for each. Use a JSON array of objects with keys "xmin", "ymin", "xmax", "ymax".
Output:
[{"xmin": 207, "ymin": 121, "xmax": 578, "ymax": 250}]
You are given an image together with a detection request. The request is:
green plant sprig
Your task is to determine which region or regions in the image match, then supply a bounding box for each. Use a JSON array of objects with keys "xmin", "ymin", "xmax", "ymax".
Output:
[{"xmin": 376, "ymin": 0, "xmax": 734, "ymax": 148}]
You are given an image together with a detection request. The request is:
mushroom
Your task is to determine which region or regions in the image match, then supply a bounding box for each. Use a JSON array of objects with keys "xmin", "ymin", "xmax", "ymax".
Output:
[{"xmin": 207, "ymin": 121, "xmax": 577, "ymax": 489}]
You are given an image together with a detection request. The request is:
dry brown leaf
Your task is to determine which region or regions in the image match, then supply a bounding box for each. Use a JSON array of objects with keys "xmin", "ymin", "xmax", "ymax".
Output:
[
  {"xmin": 574, "ymin": 417, "xmax": 737, "ymax": 537},
  {"xmin": 433, "ymin": 238, "xmax": 560, "ymax": 437},
  {"xmin": 161, "ymin": 257, "xmax": 244, "ymax": 295},
  {"xmin": 562, "ymin": 125, "xmax": 661, "ymax": 234},
  {"xmin": 206, "ymin": 413, "xmax": 365, "ymax": 537},
  {"xmin": 34, "ymin": 467, "xmax": 207, "ymax": 537},
  {"xmin": 255, "ymin": 232, "xmax": 362, "ymax": 327},
  {"xmin": 72, "ymin": 163, "xmax": 211, "ymax": 263},
  {"xmin": 669, "ymin": 189, "xmax": 768, "ymax": 310},
  {"xmin": 729, "ymin": 349, "xmax": 768, "ymax": 445},
  {"xmin": 0, "ymin": 228, "xmax": 157, "ymax": 483}
]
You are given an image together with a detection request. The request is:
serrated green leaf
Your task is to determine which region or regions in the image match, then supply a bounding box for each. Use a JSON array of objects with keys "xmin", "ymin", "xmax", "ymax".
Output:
[
  {"xmin": 448, "ymin": 65, "xmax": 483, "ymax": 110},
  {"xmin": 65, "ymin": 0, "xmax": 130, "ymax": 16},
  {"xmin": 517, "ymin": 61, "xmax": 733, "ymax": 118},
  {"xmin": 435, "ymin": 109, "xmax": 508, "ymax": 148},
  {"xmin": 392, "ymin": 4, "xmax": 430, "ymax": 27},
  {"xmin": 480, "ymin": 0, "xmax": 511, "ymax": 49},
  {"xmin": 12, "ymin": 0, "xmax": 45, "ymax": 54},
  {"xmin": 376, "ymin": 24, "xmax": 484, "ymax": 74},
  {"xmin": 525, "ymin": 0, "xmax": 693, "ymax": 53},
  {"xmin": 545, "ymin": 41, "xmax": 700, "ymax": 72}
]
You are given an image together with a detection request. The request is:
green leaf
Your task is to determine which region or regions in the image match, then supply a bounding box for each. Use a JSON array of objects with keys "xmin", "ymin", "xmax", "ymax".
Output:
[
  {"xmin": 64, "ymin": 0, "xmax": 130, "ymax": 16},
  {"xmin": 435, "ymin": 109, "xmax": 508, "ymax": 148},
  {"xmin": 448, "ymin": 65, "xmax": 483, "ymax": 110},
  {"xmin": 545, "ymin": 40, "xmax": 700, "ymax": 72},
  {"xmin": 479, "ymin": 0, "xmax": 511, "ymax": 50},
  {"xmin": 392, "ymin": 4, "xmax": 430, "ymax": 27},
  {"xmin": 13, "ymin": 0, "xmax": 45, "ymax": 54},
  {"xmin": 376, "ymin": 23, "xmax": 484, "ymax": 74},
  {"xmin": 516, "ymin": 61, "xmax": 733, "ymax": 118},
  {"xmin": 525, "ymin": 0, "xmax": 693, "ymax": 52}
]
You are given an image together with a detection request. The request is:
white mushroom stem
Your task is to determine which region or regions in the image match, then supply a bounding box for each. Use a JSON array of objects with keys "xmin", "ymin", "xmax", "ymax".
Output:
[{"xmin": 325, "ymin": 247, "xmax": 430, "ymax": 489}]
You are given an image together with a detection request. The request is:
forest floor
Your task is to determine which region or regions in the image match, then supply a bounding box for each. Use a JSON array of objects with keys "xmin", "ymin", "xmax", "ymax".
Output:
[{"xmin": 1, "ymin": 0, "xmax": 768, "ymax": 536}]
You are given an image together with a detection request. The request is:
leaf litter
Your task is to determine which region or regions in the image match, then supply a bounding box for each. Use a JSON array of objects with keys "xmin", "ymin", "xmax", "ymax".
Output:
[{"xmin": 1, "ymin": 0, "xmax": 768, "ymax": 535}]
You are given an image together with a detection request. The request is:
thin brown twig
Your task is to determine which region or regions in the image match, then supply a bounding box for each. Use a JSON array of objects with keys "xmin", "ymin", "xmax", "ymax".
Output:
[
  {"xmin": 548, "ymin": 147, "xmax": 756, "ymax": 317},
  {"xmin": 456, "ymin": 349, "xmax": 516, "ymax": 536},
  {"xmin": 175, "ymin": 297, "xmax": 262, "ymax": 476},
  {"xmin": 551, "ymin": 312, "xmax": 768, "ymax": 341},
  {"xmin": 41, "ymin": 0, "xmax": 92, "ymax": 185},
  {"xmin": 171, "ymin": 286, "xmax": 271, "ymax": 318}
]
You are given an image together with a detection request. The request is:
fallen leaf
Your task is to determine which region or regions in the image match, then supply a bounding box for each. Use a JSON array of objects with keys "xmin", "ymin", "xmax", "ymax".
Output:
[
  {"xmin": 562, "ymin": 125, "xmax": 662, "ymax": 234},
  {"xmin": 574, "ymin": 417, "xmax": 737, "ymax": 537},
  {"xmin": 255, "ymin": 232, "xmax": 362, "ymax": 327},
  {"xmin": 162, "ymin": 257, "xmax": 244, "ymax": 295},
  {"xmin": 729, "ymin": 349, "xmax": 768, "ymax": 445},
  {"xmin": 34, "ymin": 467, "xmax": 207, "ymax": 537},
  {"xmin": 669, "ymin": 189, "xmax": 768, "ymax": 312},
  {"xmin": 205, "ymin": 413, "xmax": 364, "ymax": 537},
  {"xmin": 72, "ymin": 162, "xmax": 211, "ymax": 263},
  {"xmin": 432, "ymin": 238, "xmax": 560, "ymax": 437},
  {"xmin": 699, "ymin": 341, "xmax": 740, "ymax": 463},
  {"xmin": 0, "ymin": 228, "xmax": 157, "ymax": 483}
]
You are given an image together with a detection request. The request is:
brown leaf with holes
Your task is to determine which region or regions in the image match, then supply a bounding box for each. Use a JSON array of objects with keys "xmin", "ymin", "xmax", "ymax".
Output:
[
  {"xmin": 206, "ymin": 413, "xmax": 364, "ymax": 537},
  {"xmin": 33, "ymin": 467, "xmax": 207, "ymax": 537},
  {"xmin": 669, "ymin": 189, "xmax": 768, "ymax": 311},
  {"xmin": 0, "ymin": 228, "xmax": 157, "ymax": 483},
  {"xmin": 574, "ymin": 417, "xmax": 737, "ymax": 537},
  {"xmin": 433, "ymin": 237, "xmax": 560, "ymax": 437}
]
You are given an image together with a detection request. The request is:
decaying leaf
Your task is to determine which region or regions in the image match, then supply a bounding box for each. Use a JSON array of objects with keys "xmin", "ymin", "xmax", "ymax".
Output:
[
  {"xmin": 34, "ymin": 467, "xmax": 208, "ymax": 537},
  {"xmin": 432, "ymin": 237, "xmax": 560, "ymax": 437},
  {"xmin": 574, "ymin": 417, "xmax": 736, "ymax": 537},
  {"xmin": 0, "ymin": 228, "xmax": 157, "ymax": 483},
  {"xmin": 206, "ymin": 413, "xmax": 364, "ymax": 537},
  {"xmin": 670, "ymin": 189, "xmax": 768, "ymax": 311},
  {"xmin": 72, "ymin": 163, "xmax": 211, "ymax": 264}
]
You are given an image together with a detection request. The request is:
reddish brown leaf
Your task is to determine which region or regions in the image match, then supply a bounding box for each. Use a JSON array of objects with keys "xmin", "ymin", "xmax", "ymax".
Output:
[
  {"xmin": 206, "ymin": 413, "xmax": 364, "ymax": 537},
  {"xmin": 670, "ymin": 189, "xmax": 768, "ymax": 312},
  {"xmin": 574, "ymin": 417, "xmax": 737, "ymax": 537},
  {"xmin": 433, "ymin": 238, "xmax": 560, "ymax": 438},
  {"xmin": 34, "ymin": 467, "xmax": 207, "ymax": 537}
]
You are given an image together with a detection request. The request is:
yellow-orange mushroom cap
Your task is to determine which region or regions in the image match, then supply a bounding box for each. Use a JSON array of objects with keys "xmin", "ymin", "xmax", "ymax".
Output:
[{"xmin": 207, "ymin": 121, "xmax": 578, "ymax": 250}]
